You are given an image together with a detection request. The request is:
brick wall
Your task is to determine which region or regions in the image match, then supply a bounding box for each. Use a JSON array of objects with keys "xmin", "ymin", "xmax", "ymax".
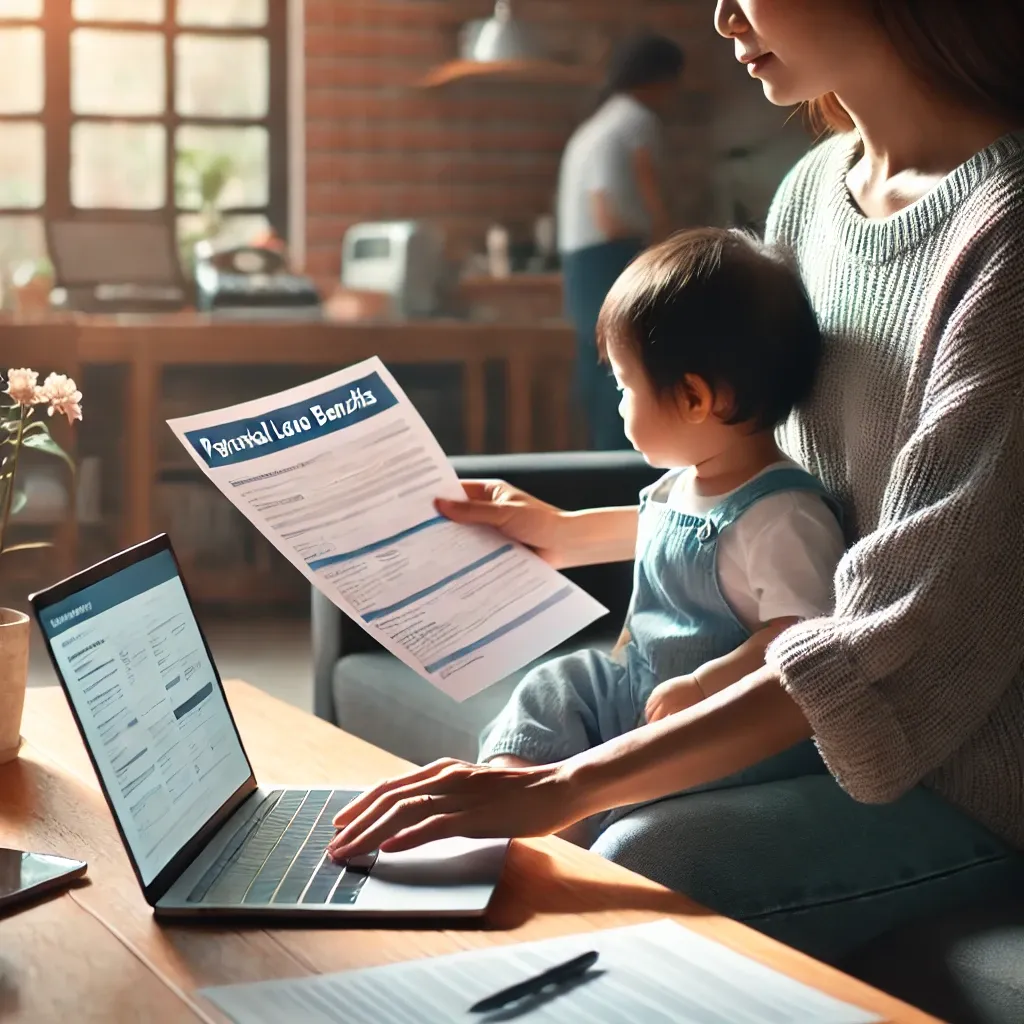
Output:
[{"xmin": 304, "ymin": 0, "xmax": 720, "ymax": 292}]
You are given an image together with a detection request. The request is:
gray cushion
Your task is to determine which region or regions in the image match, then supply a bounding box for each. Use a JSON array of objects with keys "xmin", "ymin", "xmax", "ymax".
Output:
[
  {"xmin": 842, "ymin": 904, "xmax": 1024, "ymax": 1024},
  {"xmin": 332, "ymin": 637, "xmax": 615, "ymax": 766}
]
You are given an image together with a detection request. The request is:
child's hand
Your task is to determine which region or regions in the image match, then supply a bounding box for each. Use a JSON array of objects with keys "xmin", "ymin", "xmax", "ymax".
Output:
[
  {"xmin": 644, "ymin": 676, "xmax": 705, "ymax": 723},
  {"xmin": 436, "ymin": 480, "xmax": 569, "ymax": 565}
]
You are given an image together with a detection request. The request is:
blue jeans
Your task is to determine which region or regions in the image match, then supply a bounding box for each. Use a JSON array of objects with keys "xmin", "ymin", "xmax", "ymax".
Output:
[{"xmin": 592, "ymin": 741, "xmax": 1024, "ymax": 964}]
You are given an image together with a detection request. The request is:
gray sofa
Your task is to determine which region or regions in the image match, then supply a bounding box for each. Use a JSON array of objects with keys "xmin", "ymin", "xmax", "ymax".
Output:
[{"xmin": 310, "ymin": 449, "xmax": 1024, "ymax": 1024}]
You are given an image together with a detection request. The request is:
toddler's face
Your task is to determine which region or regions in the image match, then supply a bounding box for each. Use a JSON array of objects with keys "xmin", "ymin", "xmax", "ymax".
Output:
[{"xmin": 605, "ymin": 342, "xmax": 706, "ymax": 468}]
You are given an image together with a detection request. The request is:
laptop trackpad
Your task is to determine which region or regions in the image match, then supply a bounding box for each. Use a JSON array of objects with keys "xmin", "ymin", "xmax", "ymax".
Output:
[{"xmin": 371, "ymin": 837, "xmax": 508, "ymax": 887}]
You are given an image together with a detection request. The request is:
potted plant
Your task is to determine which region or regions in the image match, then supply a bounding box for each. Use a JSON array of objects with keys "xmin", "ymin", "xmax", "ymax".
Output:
[
  {"xmin": 11, "ymin": 256, "xmax": 55, "ymax": 314},
  {"xmin": 176, "ymin": 149, "xmax": 236, "ymax": 275},
  {"xmin": 0, "ymin": 368, "xmax": 82, "ymax": 763}
]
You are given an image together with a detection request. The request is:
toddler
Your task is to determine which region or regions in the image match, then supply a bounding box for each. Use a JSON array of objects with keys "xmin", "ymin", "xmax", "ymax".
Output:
[{"xmin": 480, "ymin": 227, "xmax": 845, "ymax": 787}]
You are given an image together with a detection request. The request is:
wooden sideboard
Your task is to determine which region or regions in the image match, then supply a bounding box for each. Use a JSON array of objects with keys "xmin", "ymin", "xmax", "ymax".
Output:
[{"xmin": 1, "ymin": 315, "xmax": 577, "ymax": 605}]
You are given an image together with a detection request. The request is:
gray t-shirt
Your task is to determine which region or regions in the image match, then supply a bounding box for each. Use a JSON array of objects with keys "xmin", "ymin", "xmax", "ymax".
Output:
[{"xmin": 556, "ymin": 94, "xmax": 661, "ymax": 255}]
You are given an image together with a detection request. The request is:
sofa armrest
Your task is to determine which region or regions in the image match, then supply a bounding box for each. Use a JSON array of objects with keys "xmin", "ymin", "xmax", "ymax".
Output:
[{"xmin": 311, "ymin": 450, "xmax": 659, "ymax": 722}]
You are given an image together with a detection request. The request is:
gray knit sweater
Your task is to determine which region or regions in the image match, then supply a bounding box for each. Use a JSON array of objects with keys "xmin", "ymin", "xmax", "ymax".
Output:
[{"xmin": 764, "ymin": 130, "xmax": 1024, "ymax": 848}]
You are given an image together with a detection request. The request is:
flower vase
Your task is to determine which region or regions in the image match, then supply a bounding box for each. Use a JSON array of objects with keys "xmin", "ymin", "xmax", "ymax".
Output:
[{"xmin": 0, "ymin": 609, "xmax": 29, "ymax": 763}]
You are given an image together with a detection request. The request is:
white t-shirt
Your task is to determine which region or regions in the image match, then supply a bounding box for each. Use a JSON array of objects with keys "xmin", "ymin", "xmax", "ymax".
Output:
[
  {"xmin": 651, "ymin": 461, "xmax": 846, "ymax": 632},
  {"xmin": 556, "ymin": 93, "xmax": 661, "ymax": 254}
]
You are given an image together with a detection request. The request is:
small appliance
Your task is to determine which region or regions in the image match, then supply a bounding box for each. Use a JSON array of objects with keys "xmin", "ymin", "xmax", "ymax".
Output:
[
  {"xmin": 194, "ymin": 242, "xmax": 321, "ymax": 320},
  {"xmin": 340, "ymin": 221, "xmax": 444, "ymax": 318}
]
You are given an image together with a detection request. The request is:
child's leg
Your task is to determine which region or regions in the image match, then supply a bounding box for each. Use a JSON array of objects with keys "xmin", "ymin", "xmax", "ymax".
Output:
[
  {"xmin": 478, "ymin": 648, "xmax": 635, "ymax": 767},
  {"xmin": 479, "ymin": 649, "xmax": 636, "ymax": 846}
]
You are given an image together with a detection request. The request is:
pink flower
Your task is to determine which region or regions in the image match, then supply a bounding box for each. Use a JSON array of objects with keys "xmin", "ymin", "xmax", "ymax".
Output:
[
  {"xmin": 4, "ymin": 367, "xmax": 43, "ymax": 407},
  {"xmin": 40, "ymin": 373, "xmax": 83, "ymax": 424}
]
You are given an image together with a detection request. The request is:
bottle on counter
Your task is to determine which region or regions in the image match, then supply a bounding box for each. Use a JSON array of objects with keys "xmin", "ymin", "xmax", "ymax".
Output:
[{"xmin": 485, "ymin": 224, "xmax": 511, "ymax": 279}]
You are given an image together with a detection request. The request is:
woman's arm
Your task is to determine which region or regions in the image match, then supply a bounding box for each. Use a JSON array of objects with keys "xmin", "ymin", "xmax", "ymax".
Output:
[
  {"xmin": 571, "ymin": 666, "xmax": 810, "ymax": 815},
  {"xmin": 767, "ymin": 238, "xmax": 1024, "ymax": 804},
  {"xmin": 328, "ymin": 666, "xmax": 810, "ymax": 857}
]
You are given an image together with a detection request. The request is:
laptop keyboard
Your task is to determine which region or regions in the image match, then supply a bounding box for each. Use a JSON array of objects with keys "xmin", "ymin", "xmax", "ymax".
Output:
[{"xmin": 187, "ymin": 789, "xmax": 378, "ymax": 906}]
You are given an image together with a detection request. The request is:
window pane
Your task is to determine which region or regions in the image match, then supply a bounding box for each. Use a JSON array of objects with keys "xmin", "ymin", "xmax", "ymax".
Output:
[
  {"xmin": 72, "ymin": 29, "xmax": 165, "ymax": 115},
  {"xmin": 0, "ymin": 28, "xmax": 43, "ymax": 114},
  {"xmin": 175, "ymin": 34, "xmax": 268, "ymax": 119},
  {"xmin": 72, "ymin": 122, "xmax": 166, "ymax": 208},
  {"xmin": 176, "ymin": 125, "xmax": 267, "ymax": 208},
  {"xmin": 0, "ymin": 0, "xmax": 42, "ymax": 17},
  {"xmin": 177, "ymin": 0, "xmax": 266, "ymax": 28},
  {"xmin": 0, "ymin": 122, "xmax": 43, "ymax": 207},
  {"xmin": 0, "ymin": 216, "xmax": 46, "ymax": 277},
  {"xmin": 72, "ymin": 0, "xmax": 163, "ymax": 22}
]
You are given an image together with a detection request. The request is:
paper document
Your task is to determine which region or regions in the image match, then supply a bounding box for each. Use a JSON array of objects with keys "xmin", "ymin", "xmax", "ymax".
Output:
[
  {"xmin": 167, "ymin": 357, "xmax": 606, "ymax": 700},
  {"xmin": 201, "ymin": 919, "xmax": 884, "ymax": 1024}
]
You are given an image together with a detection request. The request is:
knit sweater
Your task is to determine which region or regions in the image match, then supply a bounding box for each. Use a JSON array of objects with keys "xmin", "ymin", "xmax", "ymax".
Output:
[{"xmin": 763, "ymin": 130, "xmax": 1024, "ymax": 848}]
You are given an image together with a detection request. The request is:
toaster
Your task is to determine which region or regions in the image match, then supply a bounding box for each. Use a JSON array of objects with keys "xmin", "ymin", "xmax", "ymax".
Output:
[{"xmin": 340, "ymin": 220, "xmax": 444, "ymax": 318}]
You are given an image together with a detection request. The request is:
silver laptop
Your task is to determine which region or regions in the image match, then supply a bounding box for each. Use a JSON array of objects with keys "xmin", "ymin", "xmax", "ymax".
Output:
[{"xmin": 31, "ymin": 534, "xmax": 508, "ymax": 920}]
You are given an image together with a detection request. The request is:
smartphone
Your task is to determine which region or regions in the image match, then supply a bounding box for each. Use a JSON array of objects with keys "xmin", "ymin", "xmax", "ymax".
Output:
[{"xmin": 0, "ymin": 848, "xmax": 88, "ymax": 913}]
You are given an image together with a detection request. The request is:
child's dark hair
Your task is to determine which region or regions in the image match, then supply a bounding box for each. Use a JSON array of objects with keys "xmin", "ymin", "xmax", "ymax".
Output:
[{"xmin": 597, "ymin": 228, "xmax": 822, "ymax": 431}]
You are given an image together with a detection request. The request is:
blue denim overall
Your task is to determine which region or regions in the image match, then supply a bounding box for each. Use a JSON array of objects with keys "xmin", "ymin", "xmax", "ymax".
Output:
[{"xmin": 479, "ymin": 466, "xmax": 841, "ymax": 765}]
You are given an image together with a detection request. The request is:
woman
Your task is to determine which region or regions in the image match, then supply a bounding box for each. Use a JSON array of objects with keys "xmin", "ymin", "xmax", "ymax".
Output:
[
  {"xmin": 558, "ymin": 33, "xmax": 683, "ymax": 451},
  {"xmin": 331, "ymin": 0, "xmax": 1024, "ymax": 964}
]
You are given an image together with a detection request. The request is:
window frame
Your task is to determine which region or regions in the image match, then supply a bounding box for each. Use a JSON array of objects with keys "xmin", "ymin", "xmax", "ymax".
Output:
[{"xmin": 0, "ymin": 0, "xmax": 289, "ymax": 251}]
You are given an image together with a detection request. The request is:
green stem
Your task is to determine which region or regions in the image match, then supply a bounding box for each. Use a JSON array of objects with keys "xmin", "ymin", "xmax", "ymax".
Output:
[{"xmin": 0, "ymin": 404, "xmax": 27, "ymax": 559}]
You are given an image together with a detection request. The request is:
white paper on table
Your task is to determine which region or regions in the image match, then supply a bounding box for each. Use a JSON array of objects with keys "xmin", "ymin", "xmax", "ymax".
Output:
[
  {"xmin": 167, "ymin": 357, "xmax": 606, "ymax": 701},
  {"xmin": 200, "ymin": 919, "xmax": 885, "ymax": 1024}
]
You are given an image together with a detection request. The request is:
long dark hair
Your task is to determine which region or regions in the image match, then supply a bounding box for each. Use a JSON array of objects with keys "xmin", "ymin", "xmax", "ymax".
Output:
[
  {"xmin": 809, "ymin": 0, "xmax": 1024, "ymax": 133},
  {"xmin": 596, "ymin": 32, "xmax": 685, "ymax": 108}
]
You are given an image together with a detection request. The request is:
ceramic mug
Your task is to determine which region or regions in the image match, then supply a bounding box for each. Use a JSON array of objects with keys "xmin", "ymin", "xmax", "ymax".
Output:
[{"xmin": 0, "ymin": 609, "xmax": 30, "ymax": 764}]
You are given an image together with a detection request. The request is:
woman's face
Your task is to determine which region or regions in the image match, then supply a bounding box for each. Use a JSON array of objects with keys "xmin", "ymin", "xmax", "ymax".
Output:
[{"xmin": 714, "ymin": 0, "xmax": 885, "ymax": 107}]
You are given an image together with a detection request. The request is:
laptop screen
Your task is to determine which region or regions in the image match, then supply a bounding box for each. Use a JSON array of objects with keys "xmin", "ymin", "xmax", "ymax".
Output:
[{"xmin": 37, "ymin": 548, "xmax": 252, "ymax": 886}]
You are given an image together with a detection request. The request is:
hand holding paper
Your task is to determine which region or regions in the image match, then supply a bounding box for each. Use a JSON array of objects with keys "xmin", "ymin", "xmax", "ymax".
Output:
[{"xmin": 167, "ymin": 358, "xmax": 606, "ymax": 701}]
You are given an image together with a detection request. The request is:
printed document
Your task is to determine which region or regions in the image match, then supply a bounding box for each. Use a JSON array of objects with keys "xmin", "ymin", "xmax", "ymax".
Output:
[
  {"xmin": 167, "ymin": 358, "xmax": 606, "ymax": 700},
  {"xmin": 201, "ymin": 919, "xmax": 884, "ymax": 1024}
]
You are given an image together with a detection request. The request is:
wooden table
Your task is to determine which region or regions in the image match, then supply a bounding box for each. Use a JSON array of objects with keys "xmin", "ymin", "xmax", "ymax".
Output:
[{"xmin": 0, "ymin": 683, "xmax": 941, "ymax": 1023}]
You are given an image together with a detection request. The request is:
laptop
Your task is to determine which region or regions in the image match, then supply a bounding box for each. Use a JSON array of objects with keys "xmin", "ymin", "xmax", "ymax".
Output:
[{"xmin": 30, "ymin": 534, "xmax": 509, "ymax": 920}]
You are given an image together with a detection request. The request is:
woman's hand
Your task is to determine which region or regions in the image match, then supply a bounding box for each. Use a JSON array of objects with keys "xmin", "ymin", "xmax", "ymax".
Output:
[
  {"xmin": 436, "ymin": 480, "xmax": 572, "ymax": 566},
  {"xmin": 327, "ymin": 758, "xmax": 582, "ymax": 860}
]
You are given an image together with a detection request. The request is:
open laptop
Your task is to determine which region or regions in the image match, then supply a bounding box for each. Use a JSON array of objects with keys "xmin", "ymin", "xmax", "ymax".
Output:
[{"xmin": 30, "ymin": 534, "xmax": 508, "ymax": 920}]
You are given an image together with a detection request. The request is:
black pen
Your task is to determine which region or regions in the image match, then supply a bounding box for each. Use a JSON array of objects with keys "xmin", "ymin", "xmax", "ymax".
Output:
[{"xmin": 469, "ymin": 950, "xmax": 600, "ymax": 1013}]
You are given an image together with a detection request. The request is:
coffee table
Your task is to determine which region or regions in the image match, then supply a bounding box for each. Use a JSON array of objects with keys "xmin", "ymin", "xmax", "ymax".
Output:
[{"xmin": 0, "ymin": 681, "xmax": 942, "ymax": 1023}]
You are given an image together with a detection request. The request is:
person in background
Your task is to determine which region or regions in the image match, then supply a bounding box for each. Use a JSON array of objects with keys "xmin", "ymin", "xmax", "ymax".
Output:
[{"xmin": 557, "ymin": 32, "xmax": 684, "ymax": 450}]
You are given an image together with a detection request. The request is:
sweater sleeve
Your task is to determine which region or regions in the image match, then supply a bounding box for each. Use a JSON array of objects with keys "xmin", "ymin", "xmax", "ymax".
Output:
[{"xmin": 766, "ymin": 237, "xmax": 1024, "ymax": 803}]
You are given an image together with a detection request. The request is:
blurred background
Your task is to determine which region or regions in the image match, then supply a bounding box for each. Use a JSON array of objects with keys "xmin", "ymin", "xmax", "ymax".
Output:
[{"xmin": 0, "ymin": 0, "xmax": 812, "ymax": 704}]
